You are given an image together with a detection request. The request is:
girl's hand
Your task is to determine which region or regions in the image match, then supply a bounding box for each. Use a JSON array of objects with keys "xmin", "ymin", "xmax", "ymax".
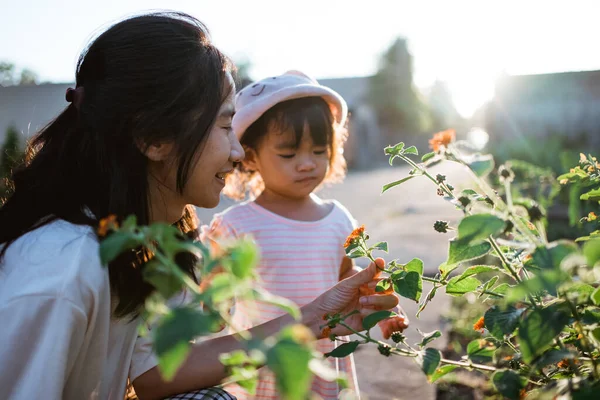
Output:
[{"xmin": 301, "ymin": 258, "xmax": 399, "ymax": 338}]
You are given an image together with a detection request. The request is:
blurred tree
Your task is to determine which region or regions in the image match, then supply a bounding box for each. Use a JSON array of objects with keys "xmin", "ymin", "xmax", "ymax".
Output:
[
  {"xmin": 0, "ymin": 61, "xmax": 38, "ymax": 86},
  {"xmin": 427, "ymin": 80, "xmax": 463, "ymax": 131},
  {"xmin": 368, "ymin": 38, "xmax": 431, "ymax": 141},
  {"xmin": 233, "ymin": 57, "xmax": 253, "ymax": 90},
  {"xmin": 0, "ymin": 125, "xmax": 24, "ymax": 200},
  {"xmin": 0, "ymin": 62, "xmax": 16, "ymax": 86},
  {"xmin": 19, "ymin": 68, "xmax": 38, "ymax": 85}
]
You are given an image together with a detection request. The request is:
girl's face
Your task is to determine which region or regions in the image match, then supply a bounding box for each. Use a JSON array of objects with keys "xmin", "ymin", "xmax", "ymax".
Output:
[
  {"xmin": 147, "ymin": 72, "xmax": 244, "ymax": 221},
  {"xmin": 245, "ymin": 123, "xmax": 330, "ymax": 200}
]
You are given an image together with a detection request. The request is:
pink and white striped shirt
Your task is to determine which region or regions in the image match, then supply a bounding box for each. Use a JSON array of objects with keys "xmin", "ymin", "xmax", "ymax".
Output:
[{"xmin": 203, "ymin": 199, "xmax": 360, "ymax": 400}]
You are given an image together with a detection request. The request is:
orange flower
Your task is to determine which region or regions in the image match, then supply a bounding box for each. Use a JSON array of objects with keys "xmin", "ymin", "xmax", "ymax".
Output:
[
  {"xmin": 473, "ymin": 316, "xmax": 485, "ymax": 332},
  {"xmin": 428, "ymin": 129, "xmax": 456, "ymax": 152},
  {"xmin": 344, "ymin": 225, "xmax": 365, "ymax": 248},
  {"xmin": 557, "ymin": 359, "xmax": 569, "ymax": 369},
  {"xmin": 322, "ymin": 326, "xmax": 332, "ymax": 339},
  {"xmin": 98, "ymin": 215, "xmax": 118, "ymax": 237},
  {"xmin": 588, "ymin": 212, "xmax": 597, "ymax": 221}
]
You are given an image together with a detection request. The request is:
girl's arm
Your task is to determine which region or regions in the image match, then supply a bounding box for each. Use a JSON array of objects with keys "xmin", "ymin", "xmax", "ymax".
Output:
[{"xmin": 133, "ymin": 258, "xmax": 398, "ymax": 400}]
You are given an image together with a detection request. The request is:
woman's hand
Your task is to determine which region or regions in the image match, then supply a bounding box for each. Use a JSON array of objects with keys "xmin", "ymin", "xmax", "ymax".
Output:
[{"xmin": 301, "ymin": 258, "xmax": 399, "ymax": 337}]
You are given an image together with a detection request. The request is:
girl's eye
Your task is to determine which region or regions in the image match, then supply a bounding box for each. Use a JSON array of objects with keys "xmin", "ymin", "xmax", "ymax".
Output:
[{"xmin": 278, "ymin": 154, "xmax": 295, "ymax": 159}]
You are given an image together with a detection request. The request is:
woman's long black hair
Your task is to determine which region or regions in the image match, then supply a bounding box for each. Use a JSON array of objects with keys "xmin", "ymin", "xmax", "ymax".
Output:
[{"xmin": 0, "ymin": 12, "xmax": 232, "ymax": 318}]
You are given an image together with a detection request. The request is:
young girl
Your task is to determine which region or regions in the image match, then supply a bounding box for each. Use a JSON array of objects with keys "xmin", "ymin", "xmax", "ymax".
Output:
[
  {"xmin": 0, "ymin": 14, "xmax": 399, "ymax": 400},
  {"xmin": 203, "ymin": 71, "xmax": 409, "ymax": 399}
]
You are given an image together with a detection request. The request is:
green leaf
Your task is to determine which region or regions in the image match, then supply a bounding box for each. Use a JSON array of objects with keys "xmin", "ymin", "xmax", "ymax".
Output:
[
  {"xmin": 252, "ymin": 288, "xmax": 301, "ymax": 320},
  {"xmin": 154, "ymin": 307, "xmax": 222, "ymax": 380},
  {"xmin": 518, "ymin": 304, "xmax": 571, "ymax": 363},
  {"xmin": 416, "ymin": 286, "xmax": 437, "ymax": 318},
  {"xmin": 371, "ymin": 241, "xmax": 388, "ymax": 253},
  {"xmin": 528, "ymin": 241, "xmax": 578, "ymax": 270},
  {"xmin": 375, "ymin": 279, "xmax": 391, "ymax": 293},
  {"xmin": 421, "ymin": 152, "xmax": 436, "ymax": 162},
  {"xmin": 220, "ymin": 350, "xmax": 250, "ymax": 366},
  {"xmin": 468, "ymin": 153, "xmax": 495, "ymax": 177},
  {"xmin": 418, "ymin": 329, "xmax": 442, "ymax": 348},
  {"xmin": 344, "ymin": 241, "xmax": 360, "ymax": 254},
  {"xmin": 491, "ymin": 283, "xmax": 511, "ymax": 296},
  {"xmin": 362, "ymin": 310, "xmax": 397, "ymax": 330},
  {"xmin": 266, "ymin": 330, "xmax": 313, "ymax": 400},
  {"xmin": 429, "ymin": 365, "xmax": 457, "ymax": 383},
  {"xmin": 438, "ymin": 261, "xmax": 458, "ymax": 279},
  {"xmin": 532, "ymin": 348, "xmax": 574, "ymax": 370},
  {"xmin": 403, "ymin": 145, "xmax": 418, "ymax": 155},
  {"xmin": 492, "ymin": 369, "xmax": 525, "ymax": 400},
  {"xmin": 580, "ymin": 187, "xmax": 600, "ymax": 201},
  {"xmin": 478, "ymin": 276, "xmax": 499, "ymax": 297},
  {"xmin": 506, "ymin": 269, "xmax": 570, "ymax": 302},
  {"xmin": 457, "ymin": 214, "xmax": 506, "ymax": 245},
  {"xmin": 393, "ymin": 271, "xmax": 423, "ymax": 302},
  {"xmin": 384, "ymin": 142, "xmax": 405, "ymax": 156},
  {"xmin": 416, "ymin": 348, "xmax": 441, "ymax": 377},
  {"xmin": 581, "ymin": 308, "xmax": 600, "ymax": 325},
  {"xmin": 583, "ymin": 238, "xmax": 600, "ymax": 266},
  {"xmin": 229, "ymin": 365, "xmax": 259, "ymax": 394},
  {"xmin": 347, "ymin": 248, "xmax": 367, "ymax": 259},
  {"xmin": 226, "ymin": 239, "xmax": 259, "ymax": 279},
  {"xmin": 447, "ymin": 239, "xmax": 491, "ymax": 265},
  {"xmin": 382, "ymin": 176, "xmax": 416, "ymax": 193},
  {"xmin": 458, "ymin": 265, "xmax": 500, "ymax": 281},
  {"xmin": 467, "ymin": 339, "xmax": 496, "ymax": 363},
  {"xmin": 445, "ymin": 276, "xmax": 481, "ymax": 296},
  {"xmin": 484, "ymin": 306, "xmax": 524, "ymax": 340},
  {"xmin": 563, "ymin": 282, "xmax": 596, "ymax": 304},
  {"xmin": 99, "ymin": 231, "xmax": 141, "ymax": 265},
  {"xmin": 592, "ymin": 287, "xmax": 600, "ymax": 305},
  {"xmin": 143, "ymin": 260, "xmax": 184, "ymax": 299},
  {"xmin": 404, "ymin": 258, "xmax": 424, "ymax": 275},
  {"xmin": 325, "ymin": 341, "xmax": 360, "ymax": 358}
]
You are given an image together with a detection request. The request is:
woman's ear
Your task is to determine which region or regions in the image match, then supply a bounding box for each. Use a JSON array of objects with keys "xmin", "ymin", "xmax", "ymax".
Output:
[
  {"xmin": 241, "ymin": 146, "xmax": 259, "ymax": 172},
  {"xmin": 138, "ymin": 141, "xmax": 174, "ymax": 162}
]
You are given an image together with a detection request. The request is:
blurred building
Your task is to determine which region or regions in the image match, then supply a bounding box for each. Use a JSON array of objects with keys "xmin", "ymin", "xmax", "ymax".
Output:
[
  {"xmin": 0, "ymin": 83, "xmax": 71, "ymax": 144},
  {"xmin": 484, "ymin": 70, "xmax": 600, "ymax": 146},
  {"xmin": 319, "ymin": 76, "xmax": 382, "ymax": 169},
  {"xmin": 0, "ymin": 79, "xmax": 386, "ymax": 170}
]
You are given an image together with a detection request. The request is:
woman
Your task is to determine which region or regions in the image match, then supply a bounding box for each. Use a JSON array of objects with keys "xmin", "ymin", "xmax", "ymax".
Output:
[{"xmin": 0, "ymin": 12, "xmax": 398, "ymax": 400}]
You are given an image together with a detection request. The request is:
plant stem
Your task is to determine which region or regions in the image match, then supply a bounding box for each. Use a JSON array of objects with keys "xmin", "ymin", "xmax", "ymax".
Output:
[
  {"xmin": 435, "ymin": 357, "xmax": 497, "ymax": 372},
  {"xmin": 400, "ymin": 155, "xmax": 454, "ymax": 197},
  {"xmin": 337, "ymin": 322, "xmax": 414, "ymax": 356},
  {"xmin": 422, "ymin": 276, "xmax": 446, "ymax": 285},
  {"xmin": 563, "ymin": 295, "xmax": 600, "ymax": 379},
  {"xmin": 489, "ymin": 237, "xmax": 521, "ymax": 283}
]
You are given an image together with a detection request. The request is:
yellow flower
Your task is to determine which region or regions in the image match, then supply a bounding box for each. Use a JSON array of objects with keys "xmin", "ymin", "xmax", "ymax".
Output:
[
  {"xmin": 580, "ymin": 153, "xmax": 588, "ymax": 162},
  {"xmin": 428, "ymin": 129, "xmax": 456, "ymax": 152},
  {"xmin": 588, "ymin": 212, "xmax": 597, "ymax": 221},
  {"xmin": 559, "ymin": 178, "xmax": 569, "ymax": 185},
  {"xmin": 473, "ymin": 316, "xmax": 485, "ymax": 332},
  {"xmin": 344, "ymin": 225, "xmax": 365, "ymax": 248},
  {"xmin": 98, "ymin": 215, "xmax": 118, "ymax": 237}
]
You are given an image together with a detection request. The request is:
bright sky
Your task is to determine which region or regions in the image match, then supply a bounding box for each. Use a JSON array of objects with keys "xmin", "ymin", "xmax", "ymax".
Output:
[{"xmin": 3, "ymin": 0, "xmax": 600, "ymax": 117}]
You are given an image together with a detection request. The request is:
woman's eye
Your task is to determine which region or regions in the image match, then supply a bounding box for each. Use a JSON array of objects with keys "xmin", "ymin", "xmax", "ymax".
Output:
[
  {"xmin": 314, "ymin": 150, "xmax": 327, "ymax": 155},
  {"xmin": 278, "ymin": 154, "xmax": 295, "ymax": 159}
]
